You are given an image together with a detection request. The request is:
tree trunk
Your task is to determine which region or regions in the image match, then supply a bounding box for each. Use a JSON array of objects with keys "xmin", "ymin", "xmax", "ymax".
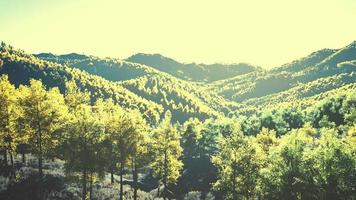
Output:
[
  {"xmin": 38, "ymin": 156, "xmax": 43, "ymax": 178},
  {"xmin": 3, "ymin": 150, "xmax": 7, "ymax": 166},
  {"xmin": 22, "ymin": 153, "xmax": 26, "ymax": 163},
  {"xmin": 163, "ymin": 150, "xmax": 168, "ymax": 200},
  {"xmin": 37, "ymin": 106, "xmax": 43, "ymax": 200},
  {"xmin": 89, "ymin": 173, "xmax": 93, "ymax": 200},
  {"xmin": 110, "ymin": 147, "xmax": 115, "ymax": 184},
  {"xmin": 232, "ymin": 160, "xmax": 238, "ymax": 199},
  {"xmin": 157, "ymin": 184, "xmax": 160, "ymax": 197},
  {"xmin": 82, "ymin": 168, "xmax": 87, "ymax": 200},
  {"xmin": 132, "ymin": 158, "xmax": 138, "ymax": 200},
  {"xmin": 111, "ymin": 171, "xmax": 114, "ymax": 184},
  {"xmin": 120, "ymin": 161, "xmax": 124, "ymax": 200},
  {"xmin": 326, "ymin": 176, "xmax": 338, "ymax": 200},
  {"xmin": 38, "ymin": 153, "xmax": 43, "ymax": 200},
  {"xmin": 10, "ymin": 153, "xmax": 15, "ymax": 179},
  {"xmin": 232, "ymin": 165, "xmax": 237, "ymax": 200}
]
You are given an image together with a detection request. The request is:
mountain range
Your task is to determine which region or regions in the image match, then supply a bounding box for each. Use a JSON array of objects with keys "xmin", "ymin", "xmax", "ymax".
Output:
[{"xmin": 1, "ymin": 40, "xmax": 355, "ymax": 123}]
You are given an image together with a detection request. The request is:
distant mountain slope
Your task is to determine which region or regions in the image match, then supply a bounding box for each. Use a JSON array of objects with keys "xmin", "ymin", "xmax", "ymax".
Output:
[
  {"xmin": 1, "ymin": 45, "xmax": 163, "ymax": 124},
  {"xmin": 120, "ymin": 75, "xmax": 256, "ymax": 122},
  {"xmin": 3, "ymin": 40, "xmax": 355, "ymax": 123},
  {"xmin": 126, "ymin": 53, "xmax": 260, "ymax": 82},
  {"xmin": 271, "ymin": 48, "xmax": 337, "ymax": 73},
  {"xmin": 209, "ymin": 40, "xmax": 356, "ymax": 103},
  {"xmin": 316, "ymin": 41, "xmax": 356, "ymax": 68},
  {"xmin": 36, "ymin": 52, "xmax": 255, "ymax": 122},
  {"xmin": 244, "ymin": 73, "xmax": 356, "ymax": 108},
  {"xmin": 36, "ymin": 53, "xmax": 157, "ymax": 81}
]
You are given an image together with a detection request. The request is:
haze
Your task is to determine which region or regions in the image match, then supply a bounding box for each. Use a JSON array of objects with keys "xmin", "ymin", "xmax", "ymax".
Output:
[{"xmin": 0, "ymin": 0, "xmax": 355, "ymax": 68}]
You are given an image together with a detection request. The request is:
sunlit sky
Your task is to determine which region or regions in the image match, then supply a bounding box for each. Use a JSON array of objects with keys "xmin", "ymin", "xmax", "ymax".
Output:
[{"xmin": 0, "ymin": 0, "xmax": 355, "ymax": 68}]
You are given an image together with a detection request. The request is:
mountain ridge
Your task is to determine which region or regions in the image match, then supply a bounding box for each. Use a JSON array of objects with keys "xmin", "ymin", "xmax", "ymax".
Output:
[{"xmin": 2, "ymin": 40, "xmax": 356, "ymax": 123}]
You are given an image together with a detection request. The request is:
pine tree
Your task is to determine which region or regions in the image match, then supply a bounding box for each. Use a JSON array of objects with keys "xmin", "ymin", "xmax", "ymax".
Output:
[
  {"xmin": 212, "ymin": 124, "xmax": 265, "ymax": 200},
  {"xmin": 93, "ymin": 99, "xmax": 118, "ymax": 184},
  {"xmin": 105, "ymin": 105, "xmax": 136, "ymax": 200},
  {"xmin": 0, "ymin": 75, "xmax": 23, "ymax": 178},
  {"xmin": 127, "ymin": 109, "xmax": 150, "ymax": 200},
  {"xmin": 63, "ymin": 81, "xmax": 104, "ymax": 200},
  {"xmin": 19, "ymin": 79, "xmax": 68, "ymax": 199},
  {"xmin": 151, "ymin": 111, "xmax": 183, "ymax": 200}
]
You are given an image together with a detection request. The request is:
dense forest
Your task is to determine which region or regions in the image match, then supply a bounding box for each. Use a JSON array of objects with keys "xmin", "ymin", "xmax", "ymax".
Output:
[{"xmin": 0, "ymin": 40, "xmax": 355, "ymax": 200}]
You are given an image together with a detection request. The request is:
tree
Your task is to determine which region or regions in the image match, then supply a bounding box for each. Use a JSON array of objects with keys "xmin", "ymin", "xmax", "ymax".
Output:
[
  {"xmin": 279, "ymin": 107, "xmax": 305, "ymax": 131},
  {"xmin": 19, "ymin": 79, "xmax": 67, "ymax": 199},
  {"xmin": 93, "ymin": 99, "xmax": 118, "ymax": 184},
  {"xmin": 212, "ymin": 125, "xmax": 264, "ymax": 200},
  {"xmin": 0, "ymin": 75, "xmax": 23, "ymax": 178},
  {"xmin": 254, "ymin": 128, "xmax": 278, "ymax": 154},
  {"xmin": 175, "ymin": 118, "xmax": 206, "ymax": 197},
  {"xmin": 240, "ymin": 114, "xmax": 261, "ymax": 136},
  {"xmin": 93, "ymin": 99, "xmax": 149, "ymax": 200},
  {"xmin": 260, "ymin": 111, "xmax": 288, "ymax": 136},
  {"xmin": 151, "ymin": 111, "xmax": 183, "ymax": 200},
  {"xmin": 303, "ymin": 128, "xmax": 356, "ymax": 200},
  {"xmin": 63, "ymin": 103, "xmax": 104, "ymax": 200},
  {"xmin": 105, "ymin": 105, "xmax": 139, "ymax": 200},
  {"xmin": 309, "ymin": 95, "xmax": 346, "ymax": 128},
  {"xmin": 181, "ymin": 118, "xmax": 203, "ymax": 160},
  {"xmin": 260, "ymin": 124, "xmax": 317, "ymax": 199},
  {"xmin": 127, "ymin": 109, "xmax": 150, "ymax": 200},
  {"xmin": 62, "ymin": 81, "xmax": 105, "ymax": 200}
]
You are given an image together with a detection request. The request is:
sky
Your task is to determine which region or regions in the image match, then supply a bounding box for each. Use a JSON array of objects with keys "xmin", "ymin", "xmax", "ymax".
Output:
[{"xmin": 0, "ymin": 0, "xmax": 355, "ymax": 68}]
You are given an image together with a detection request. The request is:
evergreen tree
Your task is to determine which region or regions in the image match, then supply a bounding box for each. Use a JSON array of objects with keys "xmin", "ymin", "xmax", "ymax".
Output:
[
  {"xmin": 105, "ymin": 105, "xmax": 141, "ymax": 200},
  {"xmin": 63, "ymin": 81, "xmax": 105, "ymax": 200},
  {"xmin": 0, "ymin": 75, "xmax": 23, "ymax": 178},
  {"xmin": 151, "ymin": 111, "xmax": 183, "ymax": 200},
  {"xmin": 127, "ymin": 109, "xmax": 150, "ymax": 200},
  {"xmin": 19, "ymin": 79, "xmax": 67, "ymax": 199},
  {"xmin": 303, "ymin": 128, "xmax": 356, "ymax": 199},
  {"xmin": 212, "ymin": 125, "xmax": 264, "ymax": 200},
  {"xmin": 63, "ymin": 103, "xmax": 104, "ymax": 200}
]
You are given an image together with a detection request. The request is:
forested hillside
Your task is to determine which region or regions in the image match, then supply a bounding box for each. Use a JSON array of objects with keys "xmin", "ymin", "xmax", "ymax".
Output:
[
  {"xmin": 208, "ymin": 41, "xmax": 356, "ymax": 106},
  {"xmin": 36, "ymin": 51, "xmax": 256, "ymax": 122},
  {"xmin": 0, "ymin": 43, "xmax": 165, "ymax": 125},
  {"xmin": 126, "ymin": 53, "xmax": 260, "ymax": 82},
  {"xmin": 0, "ymin": 40, "xmax": 355, "ymax": 200}
]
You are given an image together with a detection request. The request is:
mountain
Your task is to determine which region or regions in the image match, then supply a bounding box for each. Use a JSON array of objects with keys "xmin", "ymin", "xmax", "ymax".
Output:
[
  {"xmin": 35, "ymin": 40, "xmax": 356, "ymax": 119},
  {"xmin": 126, "ymin": 53, "xmax": 260, "ymax": 82},
  {"xmin": 1, "ymin": 45, "xmax": 163, "ymax": 124},
  {"xmin": 271, "ymin": 48, "xmax": 337, "ymax": 73},
  {"xmin": 208, "ymin": 40, "xmax": 356, "ymax": 106},
  {"xmin": 36, "ymin": 52, "xmax": 255, "ymax": 122},
  {"xmin": 36, "ymin": 53, "xmax": 159, "ymax": 81},
  {"xmin": 1, "ymin": 44, "xmax": 253, "ymax": 123},
  {"xmin": 2, "ymin": 40, "xmax": 355, "ymax": 124}
]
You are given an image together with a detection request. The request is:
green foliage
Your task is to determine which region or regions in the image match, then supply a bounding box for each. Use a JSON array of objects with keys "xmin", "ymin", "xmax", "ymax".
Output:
[
  {"xmin": 126, "ymin": 53, "xmax": 259, "ymax": 82},
  {"xmin": 0, "ymin": 45, "xmax": 163, "ymax": 124},
  {"xmin": 212, "ymin": 125, "xmax": 265, "ymax": 199},
  {"xmin": 0, "ymin": 75, "xmax": 23, "ymax": 173},
  {"xmin": 303, "ymin": 128, "xmax": 356, "ymax": 199},
  {"xmin": 0, "ymin": 41, "xmax": 355, "ymax": 200},
  {"xmin": 151, "ymin": 111, "xmax": 183, "ymax": 197},
  {"xmin": 19, "ymin": 79, "xmax": 67, "ymax": 165}
]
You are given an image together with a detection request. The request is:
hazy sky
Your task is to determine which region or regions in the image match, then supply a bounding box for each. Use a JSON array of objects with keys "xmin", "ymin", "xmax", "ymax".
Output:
[{"xmin": 0, "ymin": 0, "xmax": 355, "ymax": 68}]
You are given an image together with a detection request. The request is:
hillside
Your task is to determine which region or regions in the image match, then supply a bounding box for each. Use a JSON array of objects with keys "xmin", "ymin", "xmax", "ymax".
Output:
[
  {"xmin": 208, "ymin": 40, "xmax": 356, "ymax": 107},
  {"xmin": 0, "ymin": 44, "xmax": 163, "ymax": 124},
  {"xmin": 36, "ymin": 53, "xmax": 158, "ymax": 81},
  {"xmin": 127, "ymin": 53, "xmax": 260, "ymax": 82},
  {"xmin": 1, "ymin": 40, "xmax": 356, "ymax": 200},
  {"xmin": 34, "ymin": 41, "xmax": 356, "ymax": 122},
  {"xmin": 36, "ymin": 52, "xmax": 256, "ymax": 122}
]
